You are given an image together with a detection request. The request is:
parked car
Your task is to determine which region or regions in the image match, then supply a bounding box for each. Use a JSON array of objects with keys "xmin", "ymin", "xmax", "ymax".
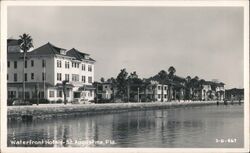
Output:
[{"xmin": 12, "ymin": 99, "xmax": 32, "ymax": 106}]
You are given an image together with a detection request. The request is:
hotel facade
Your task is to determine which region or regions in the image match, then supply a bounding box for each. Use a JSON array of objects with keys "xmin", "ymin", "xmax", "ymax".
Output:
[{"xmin": 7, "ymin": 39, "xmax": 95, "ymax": 103}]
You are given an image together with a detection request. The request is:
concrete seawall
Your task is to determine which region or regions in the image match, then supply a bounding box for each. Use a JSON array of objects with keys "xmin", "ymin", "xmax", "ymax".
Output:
[{"xmin": 8, "ymin": 101, "xmax": 224, "ymax": 121}]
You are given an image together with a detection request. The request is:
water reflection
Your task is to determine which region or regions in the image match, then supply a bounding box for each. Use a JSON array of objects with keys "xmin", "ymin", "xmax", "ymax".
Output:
[{"xmin": 8, "ymin": 105, "xmax": 243, "ymax": 148}]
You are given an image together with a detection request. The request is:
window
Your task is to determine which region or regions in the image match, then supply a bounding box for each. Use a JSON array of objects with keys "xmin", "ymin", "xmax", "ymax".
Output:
[
  {"xmin": 82, "ymin": 76, "xmax": 86, "ymax": 83},
  {"xmin": 31, "ymin": 73, "xmax": 34, "ymax": 80},
  {"xmin": 57, "ymin": 90, "xmax": 62, "ymax": 97},
  {"xmin": 14, "ymin": 61, "xmax": 17, "ymax": 69},
  {"xmin": 158, "ymin": 94, "xmax": 161, "ymax": 99},
  {"xmin": 57, "ymin": 73, "xmax": 62, "ymax": 81},
  {"xmin": 88, "ymin": 76, "xmax": 92, "ymax": 83},
  {"xmin": 7, "ymin": 61, "xmax": 10, "ymax": 68},
  {"xmin": 158, "ymin": 86, "xmax": 161, "ymax": 90},
  {"xmin": 24, "ymin": 73, "xmax": 27, "ymax": 81},
  {"xmin": 31, "ymin": 60, "xmax": 34, "ymax": 67},
  {"xmin": 164, "ymin": 86, "xmax": 167, "ymax": 90},
  {"xmin": 88, "ymin": 65, "xmax": 92, "ymax": 72},
  {"xmin": 65, "ymin": 61, "xmax": 70, "ymax": 69},
  {"xmin": 77, "ymin": 63, "xmax": 79, "ymax": 68},
  {"xmin": 164, "ymin": 94, "xmax": 167, "ymax": 98},
  {"xmin": 8, "ymin": 91, "xmax": 17, "ymax": 99},
  {"xmin": 72, "ymin": 62, "xmax": 74, "ymax": 67},
  {"xmin": 73, "ymin": 92, "xmax": 80, "ymax": 98},
  {"xmin": 25, "ymin": 60, "xmax": 27, "ymax": 68},
  {"xmin": 82, "ymin": 64, "xmax": 85, "ymax": 71},
  {"xmin": 7, "ymin": 74, "xmax": 9, "ymax": 80},
  {"xmin": 42, "ymin": 59, "xmax": 46, "ymax": 67},
  {"xmin": 42, "ymin": 72, "xmax": 46, "ymax": 81},
  {"xmin": 39, "ymin": 92, "xmax": 44, "ymax": 99},
  {"xmin": 49, "ymin": 91, "xmax": 54, "ymax": 98},
  {"xmin": 72, "ymin": 74, "xmax": 79, "ymax": 82},
  {"xmin": 66, "ymin": 90, "xmax": 70, "ymax": 97},
  {"xmin": 57, "ymin": 60, "xmax": 62, "ymax": 68},
  {"xmin": 14, "ymin": 73, "xmax": 17, "ymax": 82},
  {"xmin": 65, "ymin": 74, "xmax": 69, "ymax": 81}
]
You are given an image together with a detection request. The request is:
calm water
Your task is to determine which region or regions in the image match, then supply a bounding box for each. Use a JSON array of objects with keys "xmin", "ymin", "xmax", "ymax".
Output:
[{"xmin": 8, "ymin": 104, "xmax": 244, "ymax": 148}]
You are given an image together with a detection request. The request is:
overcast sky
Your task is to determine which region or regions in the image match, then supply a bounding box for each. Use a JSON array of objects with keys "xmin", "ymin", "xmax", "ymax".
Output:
[{"xmin": 8, "ymin": 6, "xmax": 244, "ymax": 89}]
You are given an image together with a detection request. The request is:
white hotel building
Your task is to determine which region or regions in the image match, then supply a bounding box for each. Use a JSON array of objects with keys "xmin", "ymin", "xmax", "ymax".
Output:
[{"xmin": 7, "ymin": 39, "xmax": 95, "ymax": 103}]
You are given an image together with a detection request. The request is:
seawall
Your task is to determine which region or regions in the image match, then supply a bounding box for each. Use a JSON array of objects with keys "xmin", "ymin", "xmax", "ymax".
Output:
[{"xmin": 8, "ymin": 101, "xmax": 224, "ymax": 121}]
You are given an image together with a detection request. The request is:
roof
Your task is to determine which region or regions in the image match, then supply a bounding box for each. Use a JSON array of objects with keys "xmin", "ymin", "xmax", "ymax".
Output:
[
  {"xmin": 55, "ymin": 83, "xmax": 74, "ymax": 89},
  {"xmin": 173, "ymin": 75, "xmax": 186, "ymax": 82},
  {"xmin": 7, "ymin": 52, "xmax": 23, "ymax": 59},
  {"xmin": 7, "ymin": 39, "xmax": 19, "ymax": 46},
  {"xmin": 8, "ymin": 82, "xmax": 53, "ymax": 88},
  {"xmin": 79, "ymin": 85, "xmax": 95, "ymax": 90},
  {"xmin": 203, "ymin": 81, "xmax": 225, "ymax": 86},
  {"xmin": 29, "ymin": 42, "xmax": 66, "ymax": 56},
  {"xmin": 225, "ymin": 88, "xmax": 244, "ymax": 93},
  {"xmin": 66, "ymin": 48, "xmax": 95, "ymax": 62},
  {"xmin": 7, "ymin": 41, "xmax": 95, "ymax": 62}
]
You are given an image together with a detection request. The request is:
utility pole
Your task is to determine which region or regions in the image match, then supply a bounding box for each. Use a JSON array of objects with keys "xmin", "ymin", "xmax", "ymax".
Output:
[
  {"xmin": 43, "ymin": 64, "xmax": 46, "ymax": 99},
  {"xmin": 138, "ymin": 87, "xmax": 140, "ymax": 102}
]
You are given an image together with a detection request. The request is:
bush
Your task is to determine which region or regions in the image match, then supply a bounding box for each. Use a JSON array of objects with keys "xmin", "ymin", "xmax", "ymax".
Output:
[
  {"xmin": 50, "ymin": 100, "xmax": 56, "ymax": 104},
  {"xmin": 7, "ymin": 99, "xmax": 14, "ymax": 106},
  {"xmin": 56, "ymin": 99, "xmax": 63, "ymax": 103},
  {"xmin": 29, "ymin": 98, "xmax": 50, "ymax": 104}
]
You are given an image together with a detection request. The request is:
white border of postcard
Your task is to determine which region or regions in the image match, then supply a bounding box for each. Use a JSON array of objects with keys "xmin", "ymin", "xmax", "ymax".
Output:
[{"xmin": 1, "ymin": 1, "xmax": 249, "ymax": 153}]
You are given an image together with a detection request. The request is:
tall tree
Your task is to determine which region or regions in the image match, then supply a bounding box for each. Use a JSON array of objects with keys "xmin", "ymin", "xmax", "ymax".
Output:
[
  {"xmin": 168, "ymin": 66, "xmax": 176, "ymax": 101},
  {"xmin": 18, "ymin": 33, "xmax": 34, "ymax": 101},
  {"xmin": 108, "ymin": 77, "xmax": 117, "ymax": 102},
  {"xmin": 62, "ymin": 80, "xmax": 69, "ymax": 105},
  {"xmin": 157, "ymin": 70, "xmax": 168, "ymax": 102},
  {"xmin": 199, "ymin": 79, "xmax": 206, "ymax": 100},
  {"xmin": 127, "ymin": 71, "xmax": 143, "ymax": 102},
  {"xmin": 116, "ymin": 69, "xmax": 128, "ymax": 101},
  {"xmin": 190, "ymin": 76, "xmax": 200, "ymax": 100},
  {"xmin": 185, "ymin": 76, "xmax": 192, "ymax": 100},
  {"xmin": 100, "ymin": 77, "xmax": 105, "ymax": 83},
  {"xmin": 168, "ymin": 66, "xmax": 176, "ymax": 79}
]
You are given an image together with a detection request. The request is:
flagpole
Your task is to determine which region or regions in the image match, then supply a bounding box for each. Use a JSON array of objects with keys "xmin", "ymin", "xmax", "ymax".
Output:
[{"xmin": 43, "ymin": 61, "xmax": 46, "ymax": 99}]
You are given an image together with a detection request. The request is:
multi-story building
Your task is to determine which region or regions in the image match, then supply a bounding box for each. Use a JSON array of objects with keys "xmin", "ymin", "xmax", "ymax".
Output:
[
  {"xmin": 7, "ymin": 39, "xmax": 95, "ymax": 103},
  {"xmin": 201, "ymin": 81, "xmax": 225, "ymax": 101}
]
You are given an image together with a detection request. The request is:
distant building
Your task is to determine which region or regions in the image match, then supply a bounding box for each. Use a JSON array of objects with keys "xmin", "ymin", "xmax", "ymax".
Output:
[
  {"xmin": 225, "ymin": 88, "xmax": 244, "ymax": 101},
  {"xmin": 95, "ymin": 82, "xmax": 114, "ymax": 100},
  {"xmin": 201, "ymin": 81, "xmax": 225, "ymax": 101},
  {"xmin": 7, "ymin": 39, "xmax": 95, "ymax": 103}
]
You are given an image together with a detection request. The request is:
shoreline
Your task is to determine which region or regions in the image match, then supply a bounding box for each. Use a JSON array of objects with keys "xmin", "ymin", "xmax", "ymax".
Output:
[{"xmin": 7, "ymin": 101, "xmax": 241, "ymax": 121}]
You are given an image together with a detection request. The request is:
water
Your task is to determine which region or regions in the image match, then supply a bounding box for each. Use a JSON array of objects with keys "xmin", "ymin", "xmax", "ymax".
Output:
[{"xmin": 8, "ymin": 104, "xmax": 244, "ymax": 148}]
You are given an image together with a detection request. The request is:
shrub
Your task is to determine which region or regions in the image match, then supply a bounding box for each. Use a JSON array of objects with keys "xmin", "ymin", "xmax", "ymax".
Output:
[
  {"xmin": 29, "ymin": 98, "xmax": 50, "ymax": 104},
  {"xmin": 56, "ymin": 99, "xmax": 63, "ymax": 103},
  {"xmin": 7, "ymin": 99, "xmax": 15, "ymax": 106}
]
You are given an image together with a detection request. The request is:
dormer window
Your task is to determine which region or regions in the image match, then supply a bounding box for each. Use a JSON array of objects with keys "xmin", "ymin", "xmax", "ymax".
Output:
[
  {"xmin": 60, "ymin": 49, "xmax": 66, "ymax": 55},
  {"xmin": 85, "ymin": 55, "xmax": 89, "ymax": 59}
]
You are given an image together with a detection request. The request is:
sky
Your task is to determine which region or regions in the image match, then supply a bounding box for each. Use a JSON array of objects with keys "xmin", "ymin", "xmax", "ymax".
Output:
[{"xmin": 7, "ymin": 6, "xmax": 244, "ymax": 89}]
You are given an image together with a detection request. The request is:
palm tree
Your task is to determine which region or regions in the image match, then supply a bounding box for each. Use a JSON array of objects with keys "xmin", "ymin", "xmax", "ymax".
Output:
[
  {"xmin": 107, "ymin": 77, "xmax": 117, "ymax": 102},
  {"xmin": 190, "ymin": 76, "xmax": 199, "ymax": 100},
  {"xmin": 168, "ymin": 66, "xmax": 176, "ymax": 101},
  {"xmin": 185, "ymin": 76, "xmax": 192, "ymax": 100},
  {"xmin": 62, "ymin": 80, "xmax": 69, "ymax": 105},
  {"xmin": 142, "ymin": 79, "xmax": 150, "ymax": 102},
  {"xmin": 100, "ymin": 77, "xmax": 105, "ymax": 83},
  {"xmin": 199, "ymin": 79, "xmax": 206, "ymax": 100},
  {"xmin": 168, "ymin": 66, "xmax": 176, "ymax": 78},
  {"xmin": 18, "ymin": 33, "xmax": 34, "ymax": 101},
  {"xmin": 157, "ymin": 70, "xmax": 168, "ymax": 102}
]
